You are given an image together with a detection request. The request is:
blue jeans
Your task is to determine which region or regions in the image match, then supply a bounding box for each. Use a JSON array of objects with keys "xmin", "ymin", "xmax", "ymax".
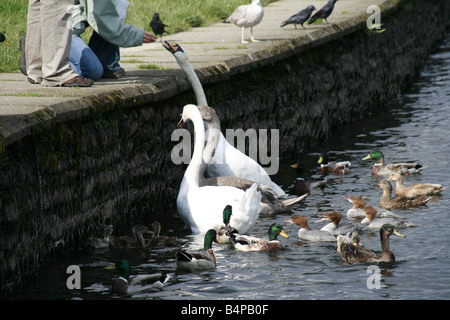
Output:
[{"xmin": 69, "ymin": 32, "xmax": 121, "ymax": 80}]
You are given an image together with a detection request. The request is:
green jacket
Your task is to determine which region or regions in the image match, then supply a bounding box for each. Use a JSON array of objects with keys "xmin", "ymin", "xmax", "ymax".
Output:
[{"xmin": 72, "ymin": 0, "xmax": 144, "ymax": 48}]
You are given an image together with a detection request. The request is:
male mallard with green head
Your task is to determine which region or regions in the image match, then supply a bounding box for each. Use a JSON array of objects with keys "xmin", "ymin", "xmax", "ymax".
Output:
[
  {"xmin": 363, "ymin": 150, "xmax": 426, "ymax": 176},
  {"xmin": 231, "ymin": 223, "xmax": 289, "ymax": 252},
  {"xmin": 176, "ymin": 229, "xmax": 217, "ymax": 271},
  {"xmin": 105, "ymin": 259, "xmax": 169, "ymax": 295}
]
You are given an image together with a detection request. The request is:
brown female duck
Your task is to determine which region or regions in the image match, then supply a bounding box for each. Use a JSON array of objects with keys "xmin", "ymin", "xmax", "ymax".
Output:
[
  {"xmin": 378, "ymin": 180, "xmax": 431, "ymax": 210},
  {"xmin": 387, "ymin": 172, "xmax": 447, "ymax": 197},
  {"xmin": 338, "ymin": 224, "xmax": 406, "ymax": 264}
]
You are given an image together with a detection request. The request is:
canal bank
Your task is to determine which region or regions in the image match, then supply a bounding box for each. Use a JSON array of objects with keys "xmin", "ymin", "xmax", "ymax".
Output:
[{"xmin": 1, "ymin": 0, "xmax": 449, "ymax": 295}]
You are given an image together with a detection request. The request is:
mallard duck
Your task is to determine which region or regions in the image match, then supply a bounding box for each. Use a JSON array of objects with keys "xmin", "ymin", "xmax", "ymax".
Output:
[
  {"xmin": 216, "ymin": 205, "xmax": 239, "ymax": 244},
  {"xmin": 149, "ymin": 221, "xmax": 177, "ymax": 246},
  {"xmin": 341, "ymin": 195, "xmax": 367, "ymax": 218},
  {"xmin": 224, "ymin": 0, "xmax": 264, "ymax": 43},
  {"xmin": 89, "ymin": 224, "xmax": 114, "ymax": 249},
  {"xmin": 176, "ymin": 104, "xmax": 262, "ymax": 234},
  {"xmin": 361, "ymin": 205, "xmax": 419, "ymax": 230},
  {"xmin": 317, "ymin": 211, "xmax": 362, "ymax": 235},
  {"xmin": 291, "ymin": 162, "xmax": 327, "ymax": 196},
  {"xmin": 285, "ymin": 215, "xmax": 336, "ymax": 241},
  {"xmin": 317, "ymin": 152, "xmax": 351, "ymax": 174},
  {"xmin": 387, "ymin": 172, "xmax": 447, "ymax": 197},
  {"xmin": 105, "ymin": 259, "xmax": 170, "ymax": 295},
  {"xmin": 230, "ymin": 223, "xmax": 289, "ymax": 252},
  {"xmin": 379, "ymin": 180, "xmax": 431, "ymax": 210},
  {"xmin": 115, "ymin": 225, "xmax": 153, "ymax": 249},
  {"xmin": 176, "ymin": 229, "xmax": 217, "ymax": 271},
  {"xmin": 338, "ymin": 224, "xmax": 406, "ymax": 264},
  {"xmin": 362, "ymin": 150, "xmax": 427, "ymax": 176}
]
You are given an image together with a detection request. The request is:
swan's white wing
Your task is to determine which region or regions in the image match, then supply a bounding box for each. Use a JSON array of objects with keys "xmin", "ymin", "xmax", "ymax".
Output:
[
  {"xmin": 179, "ymin": 183, "xmax": 261, "ymax": 234},
  {"xmin": 206, "ymin": 135, "xmax": 286, "ymax": 198}
]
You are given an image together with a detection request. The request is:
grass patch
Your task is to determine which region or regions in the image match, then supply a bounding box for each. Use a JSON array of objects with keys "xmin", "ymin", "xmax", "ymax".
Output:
[
  {"xmin": 137, "ymin": 64, "xmax": 168, "ymax": 70},
  {"xmin": 0, "ymin": 0, "xmax": 277, "ymax": 73},
  {"xmin": 0, "ymin": 93, "xmax": 42, "ymax": 97},
  {"xmin": 121, "ymin": 59, "xmax": 145, "ymax": 63}
]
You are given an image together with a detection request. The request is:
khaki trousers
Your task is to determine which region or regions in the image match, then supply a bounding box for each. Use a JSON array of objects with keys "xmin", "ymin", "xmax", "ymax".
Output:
[{"xmin": 25, "ymin": 0, "xmax": 78, "ymax": 86}]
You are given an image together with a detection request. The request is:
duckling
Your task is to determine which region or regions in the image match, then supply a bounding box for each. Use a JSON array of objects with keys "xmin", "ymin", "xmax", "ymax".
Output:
[
  {"xmin": 317, "ymin": 211, "xmax": 362, "ymax": 235},
  {"xmin": 387, "ymin": 172, "xmax": 447, "ymax": 197},
  {"xmin": 116, "ymin": 225, "xmax": 153, "ymax": 249},
  {"xmin": 336, "ymin": 230, "xmax": 362, "ymax": 253},
  {"xmin": 89, "ymin": 224, "xmax": 114, "ymax": 249},
  {"xmin": 176, "ymin": 229, "xmax": 217, "ymax": 271},
  {"xmin": 230, "ymin": 223, "xmax": 289, "ymax": 252},
  {"xmin": 363, "ymin": 150, "xmax": 427, "ymax": 176},
  {"xmin": 317, "ymin": 152, "xmax": 351, "ymax": 174},
  {"xmin": 216, "ymin": 205, "xmax": 239, "ymax": 244},
  {"xmin": 338, "ymin": 224, "xmax": 406, "ymax": 264},
  {"xmin": 361, "ymin": 205, "xmax": 419, "ymax": 230},
  {"xmin": 291, "ymin": 162, "xmax": 327, "ymax": 196},
  {"xmin": 379, "ymin": 180, "xmax": 431, "ymax": 210},
  {"xmin": 105, "ymin": 259, "xmax": 170, "ymax": 295},
  {"xmin": 149, "ymin": 221, "xmax": 177, "ymax": 246},
  {"xmin": 285, "ymin": 215, "xmax": 336, "ymax": 241}
]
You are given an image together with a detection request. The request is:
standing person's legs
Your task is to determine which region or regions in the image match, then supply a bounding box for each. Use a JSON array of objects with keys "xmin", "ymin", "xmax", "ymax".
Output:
[
  {"xmin": 39, "ymin": 0, "xmax": 79, "ymax": 86},
  {"xmin": 25, "ymin": 0, "xmax": 43, "ymax": 84}
]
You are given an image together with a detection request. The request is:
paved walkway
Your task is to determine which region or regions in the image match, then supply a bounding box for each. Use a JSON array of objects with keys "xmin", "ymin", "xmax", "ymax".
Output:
[{"xmin": 0, "ymin": 0, "xmax": 392, "ymax": 147}]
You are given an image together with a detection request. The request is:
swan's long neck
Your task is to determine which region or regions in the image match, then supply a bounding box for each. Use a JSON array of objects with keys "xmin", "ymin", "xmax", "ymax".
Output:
[
  {"xmin": 174, "ymin": 53, "xmax": 208, "ymax": 106},
  {"xmin": 184, "ymin": 106, "xmax": 206, "ymax": 188}
]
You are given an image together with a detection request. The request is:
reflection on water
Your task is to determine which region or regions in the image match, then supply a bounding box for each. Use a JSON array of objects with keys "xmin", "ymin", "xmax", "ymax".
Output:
[{"xmin": 9, "ymin": 33, "xmax": 450, "ymax": 300}]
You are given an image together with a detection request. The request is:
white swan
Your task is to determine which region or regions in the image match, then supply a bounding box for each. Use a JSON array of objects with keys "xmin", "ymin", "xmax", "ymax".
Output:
[
  {"xmin": 163, "ymin": 41, "xmax": 287, "ymax": 198},
  {"xmin": 225, "ymin": 0, "xmax": 264, "ymax": 43},
  {"xmin": 176, "ymin": 104, "xmax": 262, "ymax": 234}
]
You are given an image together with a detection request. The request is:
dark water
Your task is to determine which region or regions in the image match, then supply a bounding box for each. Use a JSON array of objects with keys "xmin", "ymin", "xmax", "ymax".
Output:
[{"xmin": 8, "ymin": 33, "xmax": 450, "ymax": 301}]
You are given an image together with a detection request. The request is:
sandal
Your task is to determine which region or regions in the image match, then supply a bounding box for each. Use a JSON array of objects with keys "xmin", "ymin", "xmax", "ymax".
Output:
[{"xmin": 61, "ymin": 76, "xmax": 94, "ymax": 87}]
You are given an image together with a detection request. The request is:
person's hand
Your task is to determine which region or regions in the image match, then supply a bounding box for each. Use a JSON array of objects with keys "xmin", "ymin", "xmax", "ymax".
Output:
[{"xmin": 143, "ymin": 31, "xmax": 157, "ymax": 43}]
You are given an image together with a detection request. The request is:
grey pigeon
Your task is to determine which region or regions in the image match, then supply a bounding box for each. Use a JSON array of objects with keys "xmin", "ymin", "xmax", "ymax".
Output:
[
  {"xmin": 280, "ymin": 5, "xmax": 316, "ymax": 29},
  {"xmin": 150, "ymin": 12, "xmax": 169, "ymax": 42},
  {"xmin": 307, "ymin": 0, "xmax": 338, "ymax": 24}
]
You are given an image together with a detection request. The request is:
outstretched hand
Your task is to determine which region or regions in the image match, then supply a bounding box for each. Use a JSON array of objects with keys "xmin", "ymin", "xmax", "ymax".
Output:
[{"xmin": 143, "ymin": 31, "xmax": 157, "ymax": 43}]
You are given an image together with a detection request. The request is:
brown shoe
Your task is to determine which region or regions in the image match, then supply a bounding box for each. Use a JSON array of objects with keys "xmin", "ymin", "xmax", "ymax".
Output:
[
  {"xmin": 102, "ymin": 67, "xmax": 125, "ymax": 79},
  {"xmin": 61, "ymin": 76, "xmax": 94, "ymax": 87}
]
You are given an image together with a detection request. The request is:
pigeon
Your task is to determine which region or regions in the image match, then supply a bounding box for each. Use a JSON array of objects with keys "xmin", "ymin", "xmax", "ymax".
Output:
[
  {"xmin": 307, "ymin": 0, "xmax": 338, "ymax": 24},
  {"xmin": 280, "ymin": 5, "xmax": 316, "ymax": 29},
  {"xmin": 150, "ymin": 13, "xmax": 169, "ymax": 42},
  {"xmin": 224, "ymin": 0, "xmax": 264, "ymax": 43}
]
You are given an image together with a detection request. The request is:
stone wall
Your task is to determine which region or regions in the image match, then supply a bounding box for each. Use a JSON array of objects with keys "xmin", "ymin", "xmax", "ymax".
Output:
[{"xmin": 1, "ymin": 0, "xmax": 449, "ymax": 295}]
